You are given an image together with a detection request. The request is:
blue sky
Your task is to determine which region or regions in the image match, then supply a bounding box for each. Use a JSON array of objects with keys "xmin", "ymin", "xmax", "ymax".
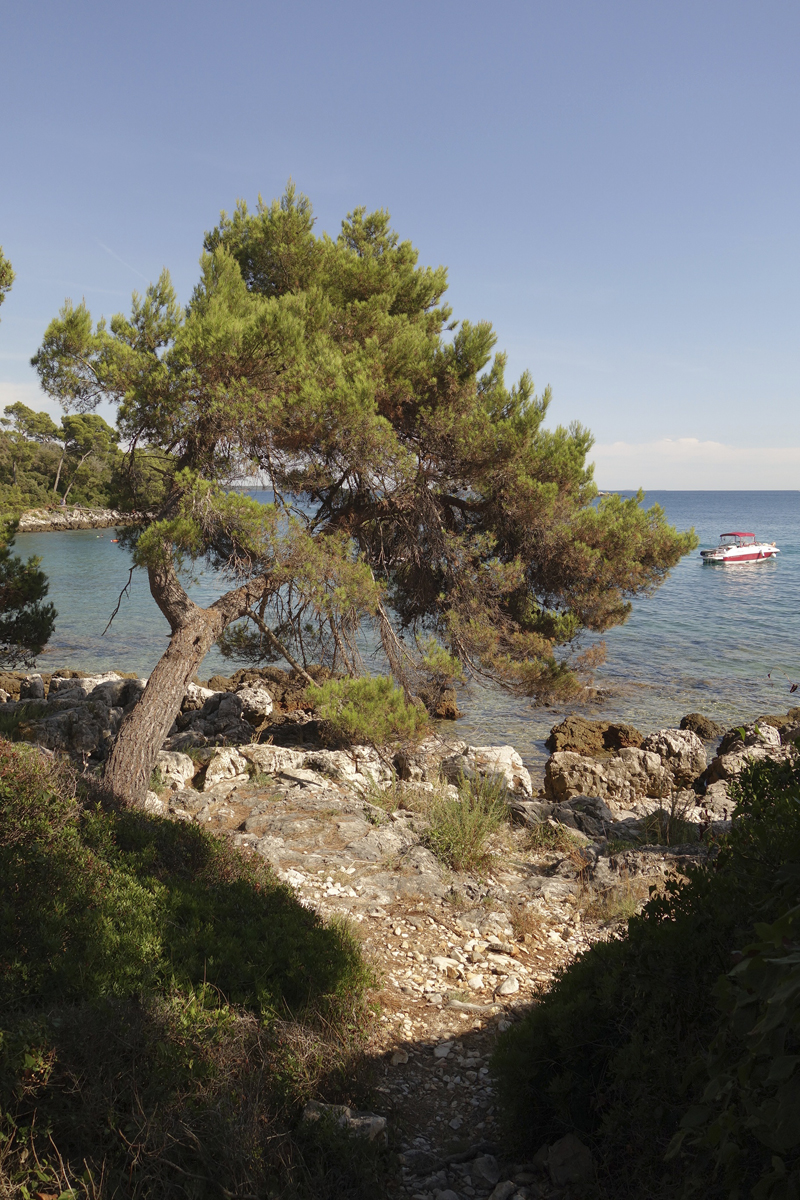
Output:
[{"xmin": 2, "ymin": 0, "xmax": 799, "ymax": 487}]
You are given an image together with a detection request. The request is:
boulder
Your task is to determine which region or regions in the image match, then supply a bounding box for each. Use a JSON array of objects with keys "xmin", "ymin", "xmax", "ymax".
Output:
[
  {"xmin": 472, "ymin": 1155, "xmax": 501, "ymax": 1186},
  {"xmin": 239, "ymin": 744, "xmax": 307, "ymax": 775},
  {"xmin": 547, "ymin": 1133, "xmax": 594, "ymax": 1187},
  {"xmin": 19, "ymin": 674, "xmax": 45, "ymax": 700},
  {"xmin": 680, "ymin": 712, "xmax": 725, "ymax": 740},
  {"xmin": 393, "ymin": 735, "xmax": 467, "ymax": 783},
  {"xmin": 171, "ymin": 687, "xmax": 254, "ymax": 746},
  {"xmin": 417, "ymin": 686, "xmax": 462, "ymax": 719},
  {"xmin": 303, "ymin": 746, "xmax": 393, "ymax": 789},
  {"xmin": 702, "ymin": 723, "xmax": 794, "ymax": 786},
  {"xmin": 155, "ymin": 750, "xmax": 197, "ymax": 790},
  {"xmin": 12, "ymin": 674, "xmax": 147, "ymax": 758},
  {"xmin": 441, "ymin": 744, "xmax": 533, "ymax": 797},
  {"xmin": 718, "ymin": 721, "xmax": 781, "ymax": 756},
  {"xmin": 203, "ymin": 747, "xmax": 249, "ymax": 790},
  {"xmin": 546, "ymin": 715, "xmax": 643, "ymax": 755},
  {"xmin": 552, "ymin": 794, "xmax": 617, "ymax": 837},
  {"xmin": 236, "ymin": 682, "xmax": 273, "ymax": 723},
  {"xmin": 183, "ymin": 682, "xmax": 217, "ymax": 707},
  {"xmin": 545, "ymin": 747, "xmax": 668, "ymax": 808},
  {"xmin": 640, "ymin": 728, "xmax": 707, "ymax": 787}
]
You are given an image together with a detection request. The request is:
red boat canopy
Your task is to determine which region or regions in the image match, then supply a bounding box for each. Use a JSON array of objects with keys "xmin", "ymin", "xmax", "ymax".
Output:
[{"xmin": 721, "ymin": 532, "xmax": 754, "ymax": 537}]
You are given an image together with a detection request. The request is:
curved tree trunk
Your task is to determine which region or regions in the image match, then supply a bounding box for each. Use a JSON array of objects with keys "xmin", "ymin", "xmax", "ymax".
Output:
[{"xmin": 103, "ymin": 558, "xmax": 265, "ymax": 805}]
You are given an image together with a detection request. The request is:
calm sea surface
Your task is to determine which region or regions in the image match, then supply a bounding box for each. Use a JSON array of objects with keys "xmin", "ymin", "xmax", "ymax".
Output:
[{"xmin": 14, "ymin": 491, "xmax": 800, "ymax": 780}]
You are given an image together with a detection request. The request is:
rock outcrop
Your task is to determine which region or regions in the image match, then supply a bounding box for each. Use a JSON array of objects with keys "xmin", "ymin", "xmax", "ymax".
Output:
[
  {"xmin": 545, "ymin": 715, "xmax": 643, "ymax": 756},
  {"xmin": 701, "ymin": 721, "xmax": 795, "ymax": 787},
  {"xmin": 679, "ymin": 712, "xmax": 725, "ymax": 740},
  {"xmin": 17, "ymin": 506, "xmax": 145, "ymax": 532}
]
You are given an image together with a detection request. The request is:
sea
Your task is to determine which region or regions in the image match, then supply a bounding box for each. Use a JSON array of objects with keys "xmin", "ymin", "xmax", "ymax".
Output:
[{"xmin": 13, "ymin": 491, "xmax": 800, "ymax": 782}]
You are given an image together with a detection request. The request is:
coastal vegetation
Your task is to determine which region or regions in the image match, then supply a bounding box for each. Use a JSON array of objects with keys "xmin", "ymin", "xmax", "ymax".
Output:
[
  {"xmin": 0, "ymin": 518, "xmax": 56, "ymax": 667},
  {"xmin": 31, "ymin": 184, "xmax": 697, "ymax": 804},
  {"xmin": 492, "ymin": 753, "xmax": 800, "ymax": 1199},
  {"xmin": 0, "ymin": 738, "xmax": 383, "ymax": 1198},
  {"xmin": 0, "ymin": 401, "xmax": 172, "ymax": 512}
]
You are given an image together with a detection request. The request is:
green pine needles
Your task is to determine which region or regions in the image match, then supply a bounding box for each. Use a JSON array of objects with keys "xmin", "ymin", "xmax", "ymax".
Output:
[{"xmin": 306, "ymin": 675, "xmax": 429, "ymax": 747}]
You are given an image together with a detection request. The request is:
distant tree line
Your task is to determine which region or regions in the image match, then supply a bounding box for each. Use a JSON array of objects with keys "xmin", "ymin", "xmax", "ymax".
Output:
[
  {"xmin": 0, "ymin": 247, "xmax": 56, "ymax": 664},
  {"xmin": 0, "ymin": 402, "xmax": 174, "ymax": 513}
]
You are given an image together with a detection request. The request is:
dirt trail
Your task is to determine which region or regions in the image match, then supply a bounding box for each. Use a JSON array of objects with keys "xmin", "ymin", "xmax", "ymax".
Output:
[{"xmin": 149, "ymin": 756, "xmax": 696, "ymax": 1200}]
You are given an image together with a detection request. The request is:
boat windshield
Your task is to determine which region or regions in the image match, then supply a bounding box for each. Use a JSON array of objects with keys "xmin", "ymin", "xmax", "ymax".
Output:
[{"xmin": 720, "ymin": 533, "xmax": 755, "ymax": 546}]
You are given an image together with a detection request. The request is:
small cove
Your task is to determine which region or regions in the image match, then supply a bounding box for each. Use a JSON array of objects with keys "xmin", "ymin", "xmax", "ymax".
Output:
[{"xmin": 15, "ymin": 490, "xmax": 800, "ymax": 779}]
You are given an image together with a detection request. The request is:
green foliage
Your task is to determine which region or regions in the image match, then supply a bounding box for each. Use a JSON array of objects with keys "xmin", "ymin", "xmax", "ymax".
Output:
[
  {"xmin": 0, "ymin": 739, "xmax": 383, "ymax": 1198},
  {"xmin": 0, "ymin": 246, "xmax": 13, "ymax": 318},
  {"xmin": 32, "ymin": 184, "xmax": 697, "ymax": 709},
  {"xmin": 0, "ymin": 739, "xmax": 370, "ymax": 1015},
  {"xmin": 0, "ymin": 400, "xmax": 128, "ymax": 509},
  {"xmin": 527, "ymin": 819, "xmax": 583, "ymax": 853},
  {"xmin": 422, "ymin": 772, "xmax": 509, "ymax": 872},
  {"xmin": 307, "ymin": 674, "xmax": 429, "ymax": 747},
  {"xmin": 667, "ymin": 906, "xmax": 800, "ymax": 1199},
  {"xmin": 0, "ymin": 518, "xmax": 56, "ymax": 667},
  {"xmin": 492, "ymin": 754, "xmax": 800, "ymax": 1199}
]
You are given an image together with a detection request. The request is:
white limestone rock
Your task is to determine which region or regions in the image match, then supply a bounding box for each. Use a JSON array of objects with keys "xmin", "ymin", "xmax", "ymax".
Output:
[
  {"xmin": 303, "ymin": 746, "xmax": 393, "ymax": 790},
  {"xmin": 545, "ymin": 749, "xmax": 668, "ymax": 808},
  {"xmin": 641, "ymin": 728, "xmax": 707, "ymax": 787},
  {"xmin": 442, "ymin": 743, "xmax": 533, "ymax": 797},
  {"xmin": 203, "ymin": 747, "xmax": 249, "ymax": 790},
  {"xmin": 143, "ymin": 791, "xmax": 167, "ymax": 815},
  {"xmin": 155, "ymin": 750, "xmax": 197, "ymax": 790},
  {"xmin": 236, "ymin": 683, "xmax": 273, "ymax": 721},
  {"xmin": 239, "ymin": 744, "xmax": 307, "ymax": 775}
]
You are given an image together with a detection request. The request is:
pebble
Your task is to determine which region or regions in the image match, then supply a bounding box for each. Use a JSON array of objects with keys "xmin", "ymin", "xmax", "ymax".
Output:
[{"xmin": 433, "ymin": 1041, "xmax": 453, "ymax": 1059}]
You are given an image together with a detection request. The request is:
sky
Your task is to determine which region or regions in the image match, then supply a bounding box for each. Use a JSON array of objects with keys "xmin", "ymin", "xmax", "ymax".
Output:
[{"xmin": 2, "ymin": 0, "xmax": 799, "ymax": 489}]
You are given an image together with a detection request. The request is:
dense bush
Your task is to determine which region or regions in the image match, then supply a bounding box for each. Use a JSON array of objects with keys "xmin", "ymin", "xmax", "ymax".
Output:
[
  {"xmin": 0, "ymin": 739, "xmax": 386, "ymax": 1198},
  {"xmin": 492, "ymin": 753, "xmax": 800, "ymax": 1199},
  {"xmin": 307, "ymin": 674, "xmax": 429, "ymax": 747}
]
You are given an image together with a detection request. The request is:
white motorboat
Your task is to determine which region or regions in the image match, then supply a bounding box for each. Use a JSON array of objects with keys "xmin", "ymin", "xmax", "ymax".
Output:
[{"xmin": 700, "ymin": 532, "xmax": 780, "ymax": 564}]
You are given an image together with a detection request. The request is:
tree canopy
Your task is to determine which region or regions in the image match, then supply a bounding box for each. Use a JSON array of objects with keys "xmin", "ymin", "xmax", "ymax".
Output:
[
  {"xmin": 0, "ymin": 247, "xmax": 14, "ymax": 320},
  {"xmin": 33, "ymin": 185, "xmax": 697, "ymax": 802},
  {"xmin": 0, "ymin": 402, "xmax": 123, "ymax": 508}
]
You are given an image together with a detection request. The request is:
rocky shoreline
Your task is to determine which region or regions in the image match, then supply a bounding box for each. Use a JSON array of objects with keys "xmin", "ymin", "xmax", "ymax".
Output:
[
  {"xmin": 4, "ymin": 666, "xmax": 799, "ymax": 1199},
  {"xmin": 16, "ymin": 505, "xmax": 146, "ymax": 532}
]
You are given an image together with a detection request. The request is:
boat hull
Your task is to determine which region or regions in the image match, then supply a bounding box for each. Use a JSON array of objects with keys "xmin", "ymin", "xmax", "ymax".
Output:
[{"xmin": 701, "ymin": 547, "xmax": 779, "ymax": 564}]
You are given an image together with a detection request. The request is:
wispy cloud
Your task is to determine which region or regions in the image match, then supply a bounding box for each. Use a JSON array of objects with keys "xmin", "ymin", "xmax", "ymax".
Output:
[{"xmin": 592, "ymin": 438, "xmax": 800, "ymax": 490}]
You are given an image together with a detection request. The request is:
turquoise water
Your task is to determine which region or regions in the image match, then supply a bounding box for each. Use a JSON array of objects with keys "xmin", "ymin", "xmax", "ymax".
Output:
[{"xmin": 14, "ymin": 491, "xmax": 800, "ymax": 776}]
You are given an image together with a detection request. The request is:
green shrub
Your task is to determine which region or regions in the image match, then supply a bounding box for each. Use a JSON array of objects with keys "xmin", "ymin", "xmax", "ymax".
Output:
[
  {"xmin": 667, "ymin": 904, "xmax": 800, "ymax": 1199},
  {"xmin": 492, "ymin": 754, "xmax": 800, "ymax": 1200},
  {"xmin": 307, "ymin": 674, "xmax": 429, "ymax": 747},
  {"xmin": 422, "ymin": 772, "xmax": 508, "ymax": 873},
  {"xmin": 0, "ymin": 738, "xmax": 386, "ymax": 1198}
]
